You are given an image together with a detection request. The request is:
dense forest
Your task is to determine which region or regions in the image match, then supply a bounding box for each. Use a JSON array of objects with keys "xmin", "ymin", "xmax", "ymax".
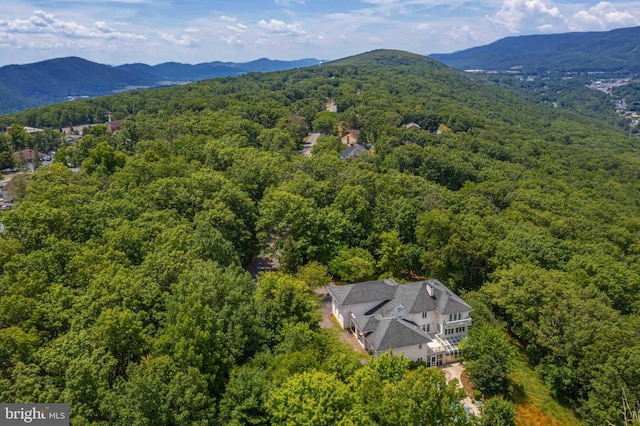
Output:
[{"xmin": 1, "ymin": 50, "xmax": 639, "ymax": 425}]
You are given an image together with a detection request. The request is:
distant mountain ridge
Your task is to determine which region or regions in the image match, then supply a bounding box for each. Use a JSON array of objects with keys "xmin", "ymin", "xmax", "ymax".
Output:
[
  {"xmin": 0, "ymin": 56, "xmax": 322, "ymax": 114},
  {"xmin": 116, "ymin": 57, "xmax": 322, "ymax": 82},
  {"xmin": 430, "ymin": 26, "xmax": 640, "ymax": 73}
]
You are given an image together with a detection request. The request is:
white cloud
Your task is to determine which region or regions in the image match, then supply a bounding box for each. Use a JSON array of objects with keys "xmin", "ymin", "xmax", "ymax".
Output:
[
  {"xmin": 226, "ymin": 23, "xmax": 248, "ymax": 33},
  {"xmin": 160, "ymin": 32, "xmax": 196, "ymax": 47},
  {"xmin": 0, "ymin": 9, "xmax": 146, "ymax": 41},
  {"xmin": 94, "ymin": 21, "xmax": 113, "ymax": 33},
  {"xmin": 491, "ymin": 0, "xmax": 566, "ymax": 33},
  {"xmin": 0, "ymin": 32, "xmax": 24, "ymax": 48},
  {"xmin": 275, "ymin": 0, "xmax": 305, "ymax": 5},
  {"xmin": 451, "ymin": 24, "xmax": 478, "ymax": 41},
  {"xmin": 360, "ymin": 0, "xmax": 401, "ymax": 5},
  {"xmin": 220, "ymin": 15, "xmax": 236, "ymax": 22},
  {"xmin": 570, "ymin": 2, "xmax": 638, "ymax": 31},
  {"xmin": 257, "ymin": 19, "xmax": 306, "ymax": 35},
  {"xmin": 219, "ymin": 34, "xmax": 244, "ymax": 45},
  {"xmin": 30, "ymin": 10, "xmax": 55, "ymax": 27}
]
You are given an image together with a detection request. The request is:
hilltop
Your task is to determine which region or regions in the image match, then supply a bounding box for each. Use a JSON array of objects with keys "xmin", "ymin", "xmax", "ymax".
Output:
[
  {"xmin": 330, "ymin": 49, "xmax": 445, "ymax": 69},
  {"xmin": 430, "ymin": 25, "xmax": 640, "ymax": 73}
]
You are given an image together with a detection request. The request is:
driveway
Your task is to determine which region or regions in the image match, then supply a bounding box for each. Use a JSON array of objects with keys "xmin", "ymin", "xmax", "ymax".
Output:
[
  {"xmin": 316, "ymin": 287, "xmax": 367, "ymax": 355},
  {"xmin": 300, "ymin": 133, "xmax": 321, "ymax": 157}
]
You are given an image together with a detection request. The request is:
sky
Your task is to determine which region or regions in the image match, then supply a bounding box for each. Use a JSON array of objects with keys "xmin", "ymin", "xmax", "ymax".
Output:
[{"xmin": 0, "ymin": 0, "xmax": 638, "ymax": 66}]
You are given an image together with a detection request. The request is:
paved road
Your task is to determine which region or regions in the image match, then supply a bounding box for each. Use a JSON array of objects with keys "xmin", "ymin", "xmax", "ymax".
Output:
[{"xmin": 300, "ymin": 132, "xmax": 321, "ymax": 157}]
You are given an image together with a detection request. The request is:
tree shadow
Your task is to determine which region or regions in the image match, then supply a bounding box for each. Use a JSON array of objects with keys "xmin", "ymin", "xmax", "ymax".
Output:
[{"xmin": 508, "ymin": 379, "xmax": 529, "ymax": 404}]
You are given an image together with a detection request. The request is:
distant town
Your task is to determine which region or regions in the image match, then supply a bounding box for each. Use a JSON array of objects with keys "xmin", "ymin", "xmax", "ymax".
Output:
[{"xmin": 466, "ymin": 68, "xmax": 640, "ymax": 131}]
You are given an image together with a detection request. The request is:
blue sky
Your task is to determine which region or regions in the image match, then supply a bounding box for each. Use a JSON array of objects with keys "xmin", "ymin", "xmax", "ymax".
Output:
[{"xmin": 0, "ymin": 0, "xmax": 638, "ymax": 66}]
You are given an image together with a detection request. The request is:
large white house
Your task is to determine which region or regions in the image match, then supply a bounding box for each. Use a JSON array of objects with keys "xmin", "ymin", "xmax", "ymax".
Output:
[{"xmin": 327, "ymin": 278, "xmax": 472, "ymax": 366}]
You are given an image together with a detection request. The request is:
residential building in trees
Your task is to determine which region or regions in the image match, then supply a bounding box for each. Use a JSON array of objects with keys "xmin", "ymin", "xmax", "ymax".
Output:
[{"xmin": 328, "ymin": 279, "xmax": 472, "ymax": 366}]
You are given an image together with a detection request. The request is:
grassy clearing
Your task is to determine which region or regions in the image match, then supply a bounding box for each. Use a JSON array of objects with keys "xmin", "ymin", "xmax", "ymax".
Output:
[{"xmin": 508, "ymin": 347, "xmax": 580, "ymax": 426}]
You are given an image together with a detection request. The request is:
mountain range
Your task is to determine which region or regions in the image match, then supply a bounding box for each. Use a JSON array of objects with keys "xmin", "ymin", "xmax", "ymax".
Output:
[
  {"xmin": 2, "ymin": 25, "xmax": 640, "ymax": 116},
  {"xmin": 430, "ymin": 25, "xmax": 640, "ymax": 73},
  {"xmin": 0, "ymin": 57, "xmax": 321, "ymax": 114}
]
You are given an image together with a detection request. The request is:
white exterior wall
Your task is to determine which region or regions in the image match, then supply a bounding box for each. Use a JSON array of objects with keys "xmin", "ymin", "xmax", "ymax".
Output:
[
  {"xmin": 375, "ymin": 344, "xmax": 428, "ymax": 362},
  {"xmin": 407, "ymin": 309, "xmax": 472, "ymax": 338},
  {"xmin": 407, "ymin": 311, "xmax": 442, "ymax": 336},
  {"xmin": 442, "ymin": 310, "xmax": 472, "ymax": 337},
  {"xmin": 332, "ymin": 299, "xmax": 385, "ymax": 329},
  {"xmin": 331, "ymin": 299, "xmax": 347, "ymax": 329}
]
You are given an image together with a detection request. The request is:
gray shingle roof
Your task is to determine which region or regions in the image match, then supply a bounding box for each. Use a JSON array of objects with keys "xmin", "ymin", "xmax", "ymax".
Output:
[
  {"xmin": 327, "ymin": 279, "xmax": 397, "ymax": 306},
  {"xmin": 365, "ymin": 317, "xmax": 432, "ymax": 351},
  {"xmin": 340, "ymin": 143, "xmax": 368, "ymax": 160},
  {"xmin": 329, "ymin": 279, "xmax": 471, "ymax": 316},
  {"xmin": 352, "ymin": 315, "xmax": 380, "ymax": 334},
  {"xmin": 378, "ymin": 280, "xmax": 472, "ymax": 317}
]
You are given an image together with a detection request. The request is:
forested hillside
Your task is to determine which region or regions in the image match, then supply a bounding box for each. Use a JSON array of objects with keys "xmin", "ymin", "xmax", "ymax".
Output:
[
  {"xmin": 1, "ymin": 50, "xmax": 639, "ymax": 425},
  {"xmin": 430, "ymin": 25, "xmax": 640, "ymax": 73},
  {"xmin": 0, "ymin": 56, "xmax": 321, "ymax": 115}
]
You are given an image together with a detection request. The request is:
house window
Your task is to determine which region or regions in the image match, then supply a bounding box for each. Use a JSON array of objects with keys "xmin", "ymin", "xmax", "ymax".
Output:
[
  {"xmin": 419, "ymin": 344, "xmax": 422, "ymax": 349},
  {"xmin": 422, "ymin": 312, "xmax": 428, "ymax": 319},
  {"xmin": 426, "ymin": 324, "xmax": 430, "ymax": 333},
  {"xmin": 417, "ymin": 357, "xmax": 423, "ymax": 362}
]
